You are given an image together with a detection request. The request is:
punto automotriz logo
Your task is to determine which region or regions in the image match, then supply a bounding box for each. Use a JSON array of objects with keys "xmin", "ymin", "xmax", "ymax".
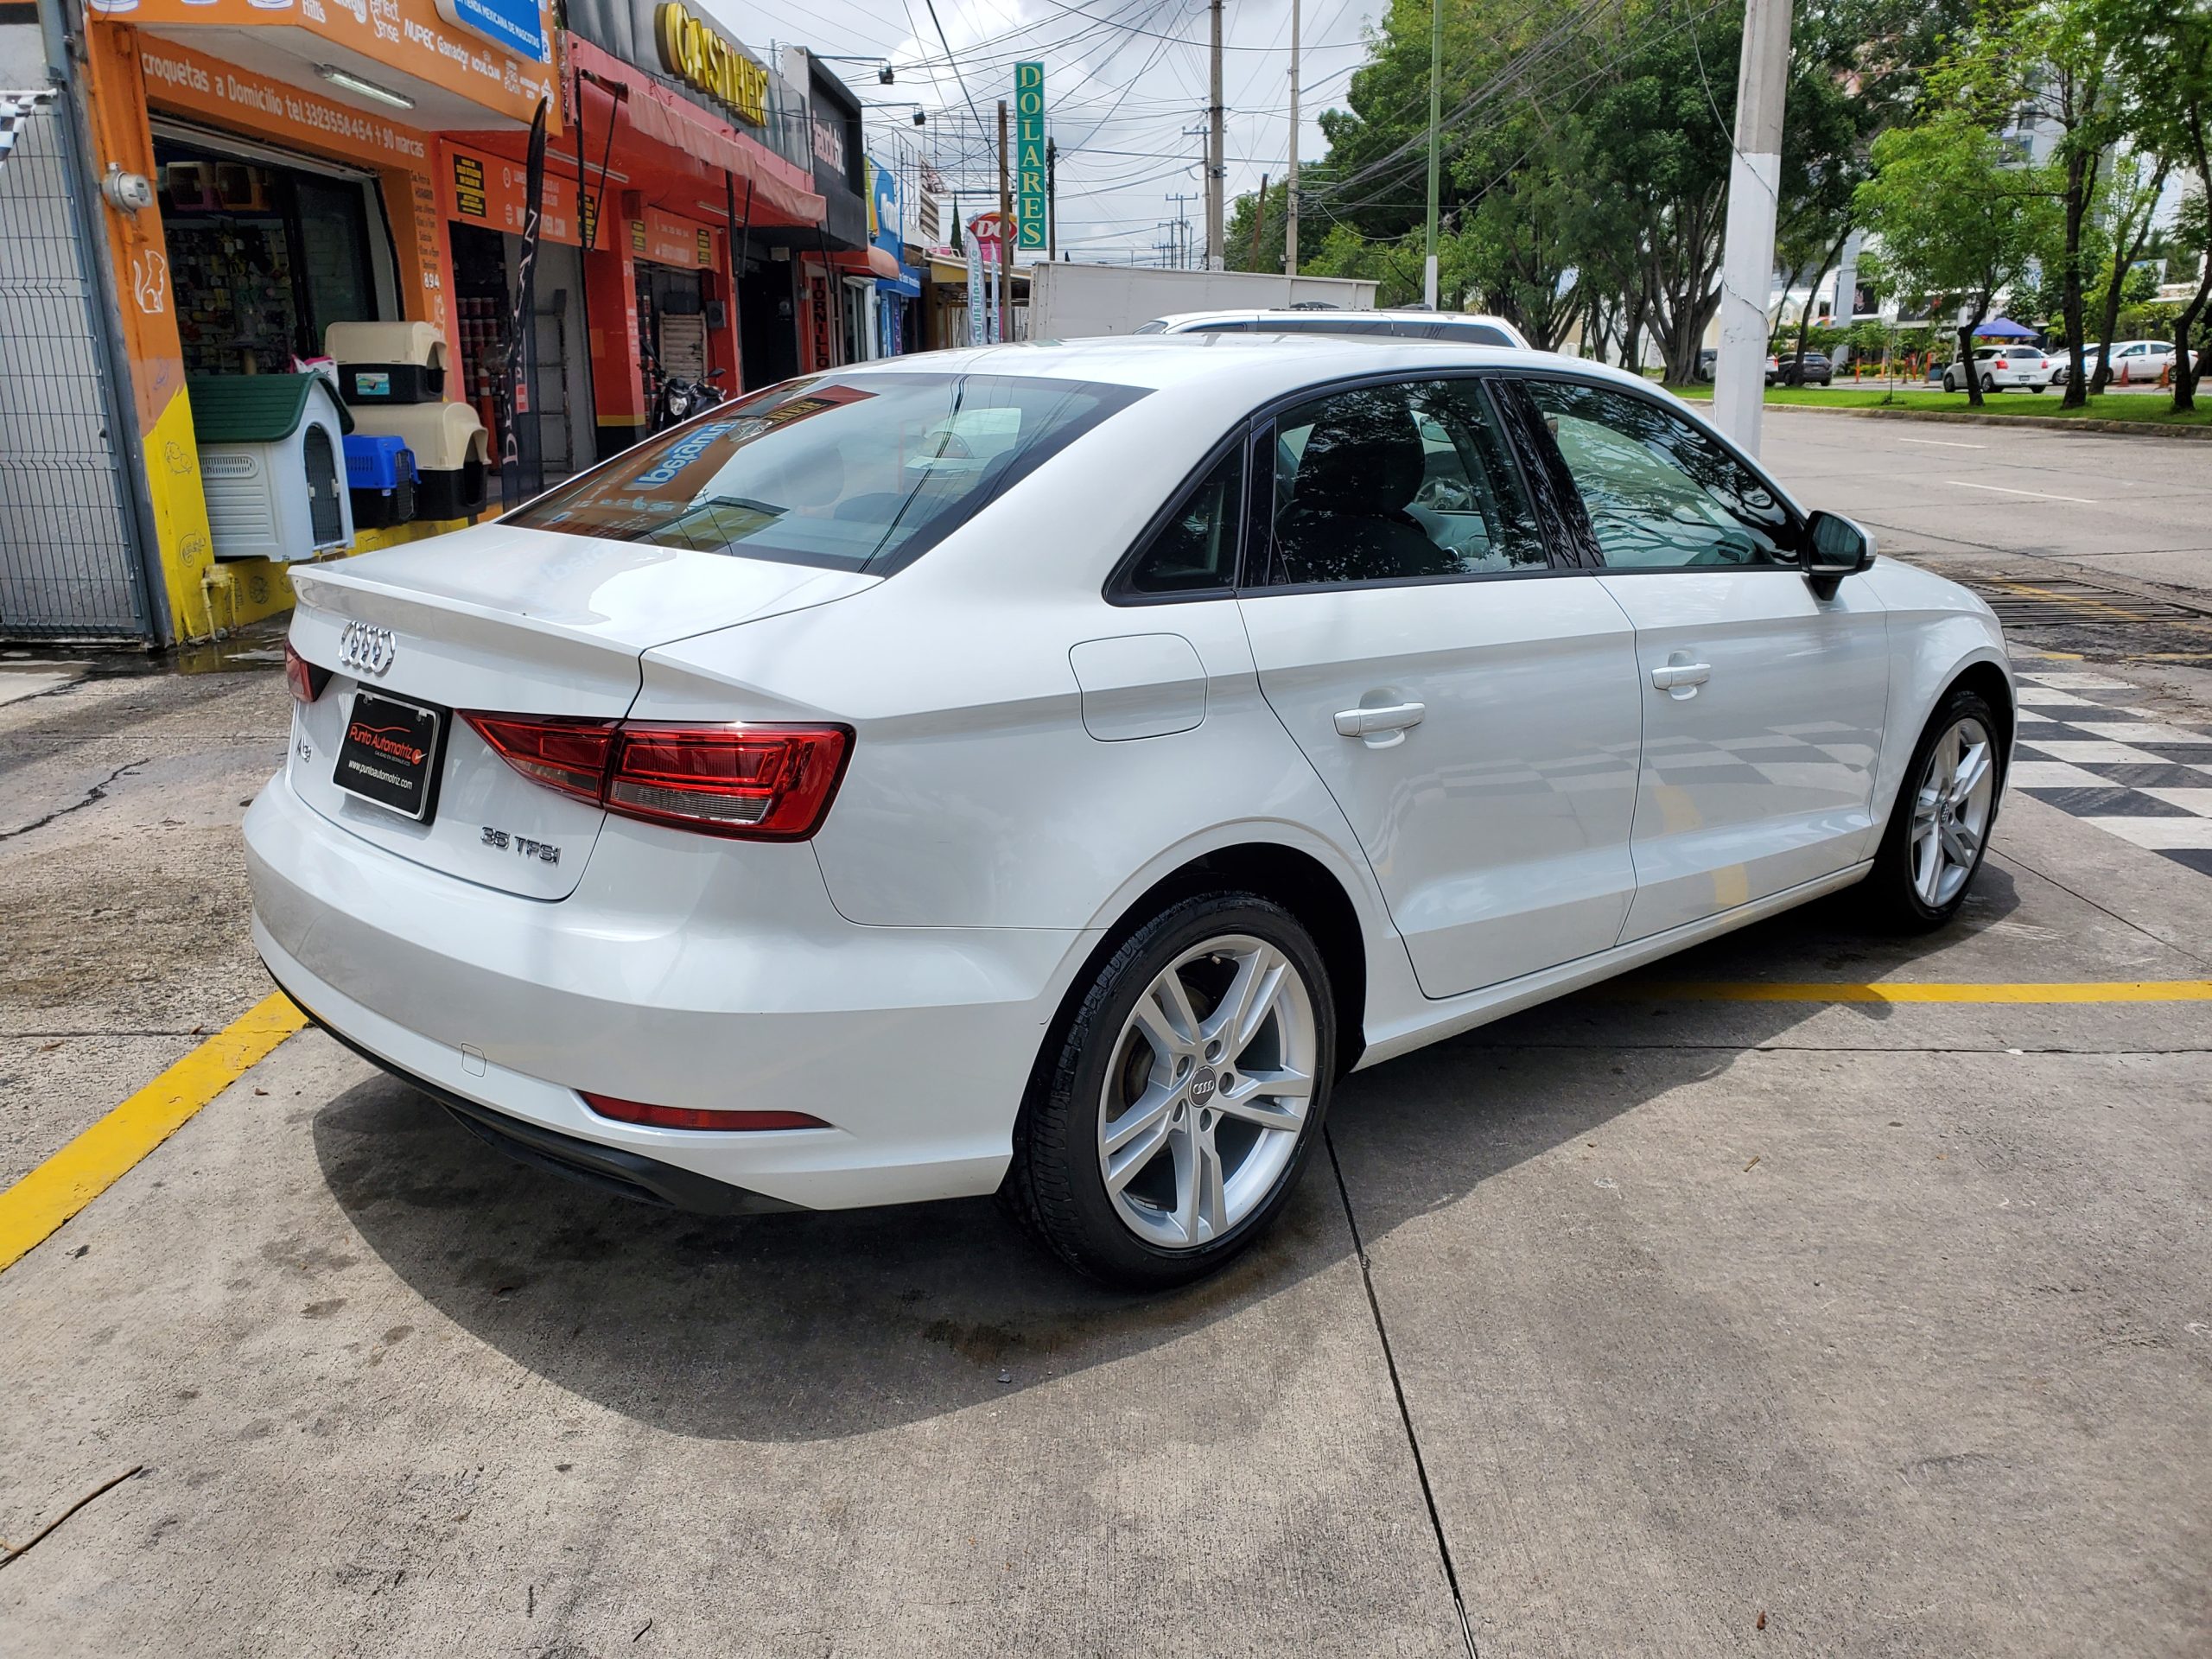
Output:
[
  {"xmin": 346, "ymin": 721, "xmax": 426, "ymax": 766},
  {"xmin": 632, "ymin": 422, "xmax": 740, "ymax": 488}
]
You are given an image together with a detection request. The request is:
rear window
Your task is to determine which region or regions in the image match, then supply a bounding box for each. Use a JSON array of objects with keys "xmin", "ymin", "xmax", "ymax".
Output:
[{"xmin": 507, "ymin": 372, "xmax": 1147, "ymax": 573}]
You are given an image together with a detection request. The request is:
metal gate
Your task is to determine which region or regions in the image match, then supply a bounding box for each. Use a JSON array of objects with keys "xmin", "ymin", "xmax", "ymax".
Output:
[{"xmin": 0, "ymin": 85, "xmax": 153, "ymax": 641}]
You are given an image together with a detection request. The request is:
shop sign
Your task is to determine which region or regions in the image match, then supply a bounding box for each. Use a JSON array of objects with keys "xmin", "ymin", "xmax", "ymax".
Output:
[
  {"xmin": 631, "ymin": 205, "xmax": 717, "ymax": 270},
  {"xmin": 1014, "ymin": 61, "xmax": 1046, "ymax": 251},
  {"xmin": 434, "ymin": 0, "xmax": 550, "ymax": 65},
  {"xmin": 444, "ymin": 143, "xmax": 578, "ymax": 245},
  {"xmin": 811, "ymin": 111, "xmax": 844, "ymax": 172},
  {"xmin": 107, "ymin": 0, "xmax": 555, "ymax": 129},
  {"xmin": 868, "ymin": 156, "xmax": 900, "ymax": 256},
  {"xmin": 653, "ymin": 1, "xmax": 768, "ymax": 127},
  {"xmin": 140, "ymin": 41, "xmax": 431, "ymax": 169}
]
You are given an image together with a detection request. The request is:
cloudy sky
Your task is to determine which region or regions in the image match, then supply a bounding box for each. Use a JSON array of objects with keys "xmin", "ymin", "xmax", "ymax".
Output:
[{"xmin": 697, "ymin": 0, "xmax": 1383, "ymax": 263}]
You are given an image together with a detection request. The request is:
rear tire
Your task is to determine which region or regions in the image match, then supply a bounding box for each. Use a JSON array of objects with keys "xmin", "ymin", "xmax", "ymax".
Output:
[
  {"xmin": 1003, "ymin": 893, "xmax": 1337, "ymax": 1289},
  {"xmin": 1865, "ymin": 688, "xmax": 2005, "ymax": 931}
]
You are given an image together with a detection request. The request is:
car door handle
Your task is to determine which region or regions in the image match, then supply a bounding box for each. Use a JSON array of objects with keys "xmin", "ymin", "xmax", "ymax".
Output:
[
  {"xmin": 1649, "ymin": 663, "xmax": 1712, "ymax": 690},
  {"xmin": 1334, "ymin": 701, "xmax": 1427, "ymax": 738}
]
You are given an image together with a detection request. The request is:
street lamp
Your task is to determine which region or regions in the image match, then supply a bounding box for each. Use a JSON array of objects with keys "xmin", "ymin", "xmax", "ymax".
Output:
[{"xmin": 817, "ymin": 55, "xmax": 896, "ymax": 85}]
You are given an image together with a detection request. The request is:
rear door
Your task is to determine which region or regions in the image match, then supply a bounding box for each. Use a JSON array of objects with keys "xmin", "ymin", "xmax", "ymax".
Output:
[
  {"xmin": 1236, "ymin": 374, "xmax": 1644, "ymax": 999},
  {"xmin": 1508, "ymin": 376, "xmax": 1889, "ymax": 940}
]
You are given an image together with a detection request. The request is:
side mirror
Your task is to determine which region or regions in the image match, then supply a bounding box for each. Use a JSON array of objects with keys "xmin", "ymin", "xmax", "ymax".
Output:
[{"xmin": 1802, "ymin": 509, "xmax": 1874, "ymax": 599}]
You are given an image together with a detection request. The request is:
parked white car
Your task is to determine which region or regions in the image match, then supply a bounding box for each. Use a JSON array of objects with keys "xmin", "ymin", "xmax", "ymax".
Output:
[
  {"xmin": 248, "ymin": 337, "xmax": 2012, "ymax": 1287},
  {"xmin": 2104, "ymin": 339, "xmax": 2176, "ymax": 384},
  {"xmin": 2054, "ymin": 340, "xmax": 2177, "ymax": 386},
  {"xmin": 1942, "ymin": 345, "xmax": 2056, "ymax": 391},
  {"xmin": 1140, "ymin": 308, "xmax": 1531, "ymax": 349}
]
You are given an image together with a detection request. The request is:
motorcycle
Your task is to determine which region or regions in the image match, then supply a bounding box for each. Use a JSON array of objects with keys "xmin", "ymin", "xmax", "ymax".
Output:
[{"xmin": 650, "ymin": 362, "xmax": 728, "ymax": 431}]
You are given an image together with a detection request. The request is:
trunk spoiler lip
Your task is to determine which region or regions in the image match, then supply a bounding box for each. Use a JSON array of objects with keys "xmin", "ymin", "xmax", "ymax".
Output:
[{"xmin": 289, "ymin": 535, "xmax": 882, "ymax": 660}]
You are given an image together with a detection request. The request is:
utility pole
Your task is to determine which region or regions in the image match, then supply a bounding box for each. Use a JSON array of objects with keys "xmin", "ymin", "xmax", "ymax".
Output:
[
  {"xmin": 1206, "ymin": 0, "xmax": 1225, "ymax": 269},
  {"xmin": 1046, "ymin": 135, "xmax": 1058, "ymax": 260},
  {"xmin": 1286, "ymin": 0, "xmax": 1300, "ymax": 274},
  {"xmin": 1250, "ymin": 172, "xmax": 1269, "ymax": 268},
  {"xmin": 1422, "ymin": 0, "xmax": 1441, "ymax": 308},
  {"xmin": 1713, "ymin": 0, "xmax": 1793, "ymax": 454},
  {"xmin": 1166, "ymin": 191, "xmax": 1197, "ymax": 268},
  {"xmin": 997, "ymin": 99, "xmax": 1014, "ymax": 342}
]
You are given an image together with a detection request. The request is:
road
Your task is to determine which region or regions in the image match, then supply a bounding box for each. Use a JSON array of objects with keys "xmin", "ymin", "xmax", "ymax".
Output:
[
  {"xmin": 1759, "ymin": 406, "xmax": 2212, "ymax": 704},
  {"xmin": 2, "ymin": 417, "xmax": 2209, "ymax": 1657}
]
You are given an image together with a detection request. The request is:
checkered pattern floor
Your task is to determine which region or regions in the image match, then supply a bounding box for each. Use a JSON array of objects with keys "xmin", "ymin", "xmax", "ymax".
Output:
[{"xmin": 2008, "ymin": 671, "xmax": 2212, "ymax": 878}]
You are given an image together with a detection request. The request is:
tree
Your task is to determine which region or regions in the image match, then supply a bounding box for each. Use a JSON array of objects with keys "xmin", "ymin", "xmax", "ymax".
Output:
[
  {"xmin": 1853, "ymin": 113, "xmax": 2063, "ymax": 404},
  {"xmin": 1225, "ymin": 178, "xmax": 1291, "ymax": 275},
  {"xmin": 2109, "ymin": 0, "xmax": 2212, "ymax": 410},
  {"xmin": 1949, "ymin": 0, "xmax": 2134, "ymax": 408},
  {"xmin": 2082, "ymin": 151, "xmax": 2170, "ymax": 389}
]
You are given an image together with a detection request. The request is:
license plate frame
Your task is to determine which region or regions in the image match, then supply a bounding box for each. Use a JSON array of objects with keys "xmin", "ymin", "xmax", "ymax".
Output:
[{"xmin": 333, "ymin": 689, "xmax": 448, "ymax": 823}]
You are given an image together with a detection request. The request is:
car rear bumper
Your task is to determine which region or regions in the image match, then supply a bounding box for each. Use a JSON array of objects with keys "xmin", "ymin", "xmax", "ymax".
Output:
[{"xmin": 245, "ymin": 769, "xmax": 1091, "ymax": 1211}]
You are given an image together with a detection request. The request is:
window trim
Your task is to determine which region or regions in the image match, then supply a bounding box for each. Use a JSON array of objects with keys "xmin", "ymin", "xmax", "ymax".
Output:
[
  {"xmin": 1101, "ymin": 421, "xmax": 1255, "ymax": 606},
  {"xmin": 1236, "ymin": 368, "xmax": 1566, "ymax": 596},
  {"xmin": 1485, "ymin": 367, "xmax": 1814, "ymax": 575}
]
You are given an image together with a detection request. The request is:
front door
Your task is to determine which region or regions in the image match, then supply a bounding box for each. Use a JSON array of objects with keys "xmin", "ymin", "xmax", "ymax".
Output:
[
  {"xmin": 1514, "ymin": 377, "xmax": 1891, "ymax": 940},
  {"xmin": 1237, "ymin": 377, "xmax": 1645, "ymax": 999}
]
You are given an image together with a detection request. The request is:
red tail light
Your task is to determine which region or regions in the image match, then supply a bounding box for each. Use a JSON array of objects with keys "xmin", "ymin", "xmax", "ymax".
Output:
[
  {"xmin": 465, "ymin": 713, "xmax": 614, "ymax": 803},
  {"xmin": 580, "ymin": 1091, "xmax": 830, "ymax": 1132},
  {"xmin": 284, "ymin": 642, "xmax": 330, "ymax": 703},
  {"xmin": 461, "ymin": 712, "xmax": 851, "ymax": 841}
]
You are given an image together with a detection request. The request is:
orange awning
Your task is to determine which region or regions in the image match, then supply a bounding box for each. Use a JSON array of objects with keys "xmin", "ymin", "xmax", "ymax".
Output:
[
  {"xmin": 567, "ymin": 36, "xmax": 823, "ymax": 229},
  {"xmin": 830, "ymin": 246, "xmax": 902, "ymax": 281}
]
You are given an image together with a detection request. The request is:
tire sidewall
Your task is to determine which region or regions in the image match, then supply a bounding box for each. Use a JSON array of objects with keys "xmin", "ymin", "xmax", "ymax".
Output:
[
  {"xmin": 1877, "ymin": 688, "xmax": 2005, "ymax": 927},
  {"xmin": 1039, "ymin": 895, "xmax": 1336, "ymax": 1287}
]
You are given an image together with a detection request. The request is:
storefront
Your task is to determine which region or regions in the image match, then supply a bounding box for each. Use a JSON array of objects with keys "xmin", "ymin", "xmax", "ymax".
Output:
[
  {"xmin": 558, "ymin": 2, "xmax": 823, "ymax": 444},
  {"xmin": 435, "ymin": 137, "xmax": 588, "ymax": 486},
  {"xmin": 721, "ymin": 48, "xmax": 895, "ymax": 377},
  {"xmin": 79, "ymin": 0, "xmax": 557, "ymax": 641}
]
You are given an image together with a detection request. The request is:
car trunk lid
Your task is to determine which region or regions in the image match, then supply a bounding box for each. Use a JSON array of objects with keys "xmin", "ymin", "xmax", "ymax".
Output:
[{"xmin": 285, "ymin": 523, "xmax": 877, "ymax": 899}]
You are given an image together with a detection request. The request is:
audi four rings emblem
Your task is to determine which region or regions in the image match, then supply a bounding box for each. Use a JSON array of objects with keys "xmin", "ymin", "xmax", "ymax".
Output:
[{"xmin": 339, "ymin": 621, "xmax": 396, "ymax": 677}]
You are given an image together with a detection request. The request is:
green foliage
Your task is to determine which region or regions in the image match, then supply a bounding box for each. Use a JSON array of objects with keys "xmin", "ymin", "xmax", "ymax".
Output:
[{"xmin": 1853, "ymin": 114, "xmax": 2063, "ymax": 327}]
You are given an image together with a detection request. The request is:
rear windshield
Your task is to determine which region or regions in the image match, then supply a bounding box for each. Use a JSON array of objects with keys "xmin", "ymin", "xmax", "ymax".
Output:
[{"xmin": 508, "ymin": 372, "xmax": 1148, "ymax": 573}]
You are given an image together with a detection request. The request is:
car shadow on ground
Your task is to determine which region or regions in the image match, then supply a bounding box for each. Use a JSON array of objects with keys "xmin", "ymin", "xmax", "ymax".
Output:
[{"xmin": 310, "ymin": 868, "xmax": 2022, "ymax": 1445}]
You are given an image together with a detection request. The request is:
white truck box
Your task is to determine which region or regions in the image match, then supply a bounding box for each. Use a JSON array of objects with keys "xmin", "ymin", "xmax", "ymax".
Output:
[{"xmin": 1027, "ymin": 264, "xmax": 1378, "ymax": 339}]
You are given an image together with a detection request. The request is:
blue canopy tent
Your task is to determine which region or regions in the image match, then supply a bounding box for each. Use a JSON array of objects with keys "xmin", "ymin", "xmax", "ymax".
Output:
[{"xmin": 1974, "ymin": 317, "xmax": 2038, "ymax": 339}]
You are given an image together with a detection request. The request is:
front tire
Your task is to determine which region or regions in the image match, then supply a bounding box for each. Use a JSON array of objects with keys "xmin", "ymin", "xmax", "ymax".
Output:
[
  {"xmin": 1866, "ymin": 689, "xmax": 2004, "ymax": 931},
  {"xmin": 1004, "ymin": 893, "xmax": 1336, "ymax": 1289}
]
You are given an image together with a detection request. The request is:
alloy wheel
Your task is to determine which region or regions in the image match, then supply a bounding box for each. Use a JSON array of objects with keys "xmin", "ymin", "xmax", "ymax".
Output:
[
  {"xmin": 1096, "ymin": 935, "xmax": 1318, "ymax": 1251},
  {"xmin": 1909, "ymin": 715, "xmax": 1997, "ymax": 909}
]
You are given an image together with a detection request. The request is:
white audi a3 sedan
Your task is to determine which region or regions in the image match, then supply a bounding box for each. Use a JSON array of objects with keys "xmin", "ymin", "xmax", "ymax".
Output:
[{"xmin": 247, "ymin": 335, "xmax": 2012, "ymax": 1288}]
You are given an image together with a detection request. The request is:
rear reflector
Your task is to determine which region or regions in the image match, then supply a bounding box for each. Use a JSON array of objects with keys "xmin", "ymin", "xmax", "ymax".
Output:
[
  {"xmin": 284, "ymin": 642, "xmax": 330, "ymax": 703},
  {"xmin": 461, "ymin": 714, "xmax": 851, "ymax": 841},
  {"xmin": 580, "ymin": 1091, "xmax": 830, "ymax": 1132}
]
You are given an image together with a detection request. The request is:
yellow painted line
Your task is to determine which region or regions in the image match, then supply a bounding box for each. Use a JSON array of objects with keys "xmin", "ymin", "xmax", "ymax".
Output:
[
  {"xmin": 1615, "ymin": 981, "xmax": 2212, "ymax": 1004},
  {"xmin": 0, "ymin": 993, "xmax": 306, "ymax": 1274}
]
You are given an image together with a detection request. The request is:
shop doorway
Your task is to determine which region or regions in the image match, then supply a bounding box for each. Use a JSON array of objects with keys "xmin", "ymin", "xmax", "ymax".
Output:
[
  {"xmin": 739, "ymin": 259, "xmax": 798, "ymax": 390},
  {"xmin": 448, "ymin": 224, "xmax": 594, "ymax": 491},
  {"xmin": 152, "ymin": 132, "xmax": 392, "ymax": 376},
  {"xmin": 633, "ymin": 257, "xmax": 719, "ymax": 421}
]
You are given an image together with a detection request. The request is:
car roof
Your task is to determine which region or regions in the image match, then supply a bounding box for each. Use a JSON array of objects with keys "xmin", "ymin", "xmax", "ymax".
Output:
[
  {"xmin": 1149, "ymin": 308, "xmax": 1529, "ymax": 340},
  {"xmin": 824, "ymin": 332, "xmax": 1655, "ymax": 401}
]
